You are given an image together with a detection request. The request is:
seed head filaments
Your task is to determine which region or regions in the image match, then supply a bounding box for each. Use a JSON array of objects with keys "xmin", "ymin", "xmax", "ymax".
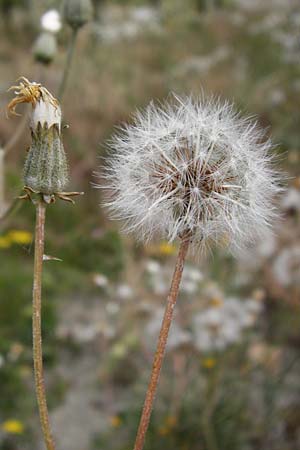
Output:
[{"xmin": 102, "ymin": 94, "xmax": 282, "ymax": 254}]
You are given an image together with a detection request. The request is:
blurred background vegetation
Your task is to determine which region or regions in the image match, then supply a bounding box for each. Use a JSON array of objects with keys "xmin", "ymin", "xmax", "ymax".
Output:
[{"xmin": 0, "ymin": 0, "xmax": 300, "ymax": 449}]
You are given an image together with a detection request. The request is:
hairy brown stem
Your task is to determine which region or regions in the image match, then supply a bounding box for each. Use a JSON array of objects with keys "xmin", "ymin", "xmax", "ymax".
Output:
[
  {"xmin": 133, "ymin": 235, "xmax": 190, "ymax": 450},
  {"xmin": 33, "ymin": 199, "xmax": 56, "ymax": 450}
]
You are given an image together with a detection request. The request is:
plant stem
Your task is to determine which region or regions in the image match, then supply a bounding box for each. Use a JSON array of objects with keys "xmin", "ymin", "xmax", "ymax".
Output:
[
  {"xmin": 32, "ymin": 199, "xmax": 56, "ymax": 450},
  {"xmin": 58, "ymin": 28, "xmax": 79, "ymax": 101},
  {"xmin": 3, "ymin": 105, "xmax": 30, "ymax": 155},
  {"xmin": 202, "ymin": 418, "xmax": 219, "ymax": 450},
  {"xmin": 133, "ymin": 234, "xmax": 190, "ymax": 450}
]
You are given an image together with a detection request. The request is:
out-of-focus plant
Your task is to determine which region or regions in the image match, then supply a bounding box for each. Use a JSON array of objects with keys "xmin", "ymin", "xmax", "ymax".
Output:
[
  {"xmin": 0, "ymin": 0, "xmax": 27, "ymax": 27},
  {"xmin": 92, "ymin": 0, "xmax": 104, "ymax": 21},
  {"xmin": 41, "ymin": 9, "xmax": 62, "ymax": 34},
  {"xmin": 33, "ymin": 9, "xmax": 62, "ymax": 67},
  {"xmin": 0, "ymin": 9, "xmax": 62, "ymax": 225},
  {"xmin": 7, "ymin": 77, "xmax": 83, "ymax": 450},
  {"xmin": 59, "ymin": 0, "xmax": 93, "ymax": 100},
  {"xmin": 99, "ymin": 94, "xmax": 282, "ymax": 449},
  {"xmin": 33, "ymin": 32, "xmax": 57, "ymax": 66}
]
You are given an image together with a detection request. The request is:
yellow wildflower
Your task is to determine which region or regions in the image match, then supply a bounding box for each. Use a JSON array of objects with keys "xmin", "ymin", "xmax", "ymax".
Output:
[
  {"xmin": 158, "ymin": 426, "xmax": 170, "ymax": 436},
  {"xmin": 202, "ymin": 357, "xmax": 217, "ymax": 369},
  {"xmin": 0, "ymin": 236, "xmax": 11, "ymax": 249},
  {"xmin": 8, "ymin": 230, "xmax": 33, "ymax": 245},
  {"xmin": 158, "ymin": 241, "xmax": 177, "ymax": 256},
  {"xmin": 109, "ymin": 415, "xmax": 122, "ymax": 428},
  {"xmin": 210, "ymin": 297, "xmax": 223, "ymax": 308},
  {"xmin": 165, "ymin": 416, "xmax": 177, "ymax": 428},
  {"xmin": 2, "ymin": 420, "xmax": 24, "ymax": 434}
]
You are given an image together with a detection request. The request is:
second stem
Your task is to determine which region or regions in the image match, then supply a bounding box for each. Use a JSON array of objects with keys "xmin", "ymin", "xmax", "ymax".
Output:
[
  {"xmin": 33, "ymin": 199, "xmax": 56, "ymax": 450},
  {"xmin": 133, "ymin": 234, "xmax": 190, "ymax": 450},
  {"xmin": 58, "ymin": 28, "xmax": 78, "ymax": 101}
]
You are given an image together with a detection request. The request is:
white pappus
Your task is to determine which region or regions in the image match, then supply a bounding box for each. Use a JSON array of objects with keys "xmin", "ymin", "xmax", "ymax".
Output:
[{"xmin": 100, "ymin": 94, "xmax": 282, "ymax": 254}]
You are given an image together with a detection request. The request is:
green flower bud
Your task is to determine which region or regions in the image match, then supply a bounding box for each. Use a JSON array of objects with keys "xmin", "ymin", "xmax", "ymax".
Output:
[
  {"xmin": 24, "ymin": 123, "xmax": 69, "ymax": 195},
  {"xmin": 33, "ymin": 32, "xmax": 57, "ymax": 65},
  {"xmin": 63, "ymin": 0, "xmax": 93, "ymax": 29},
  {"xmin": 24, "ymin": 91, "xmax": 69, "ymax": 195}
]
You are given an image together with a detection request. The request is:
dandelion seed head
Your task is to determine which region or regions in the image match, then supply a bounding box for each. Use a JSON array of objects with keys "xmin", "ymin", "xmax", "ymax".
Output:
[{"xmin": 100, "ymin": 94, "xmax": 282, "ymax": 254}]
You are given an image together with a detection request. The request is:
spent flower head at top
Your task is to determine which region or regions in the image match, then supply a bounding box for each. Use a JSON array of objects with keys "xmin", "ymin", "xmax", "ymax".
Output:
[
  {"xmin": 7, "ymin": 77, "xmax": 75, "ymax": 204},
  {"xmin": 101, "ymin": 94, "xmax": 282, "ymax": 253}
]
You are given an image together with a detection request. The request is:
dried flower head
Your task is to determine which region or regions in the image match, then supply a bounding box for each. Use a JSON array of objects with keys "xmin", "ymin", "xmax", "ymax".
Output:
[
  {"xmin": 8, "ymin": 77, "xmax": 59, "ymax": 118},
  {"xmin": 100, "ymin": 94, "xmax": 282, "ymax": 253},
  {"xmin": 7, "ymin": 78, "xmax": 81, "ymax": 203}
]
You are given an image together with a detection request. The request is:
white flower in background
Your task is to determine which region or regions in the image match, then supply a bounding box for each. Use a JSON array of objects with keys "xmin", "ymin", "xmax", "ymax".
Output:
[
  {"xmin": 145, "ymin": 259, "xmax": 168, "ymax": 294},
  {"xmin": 116, "ymin": 283, "xmax": 133, "ymax": 300},
  {"xmin": 153, "ymin": 278, "xmax": 168, "ymax": 295},
  {"xmin": 175, "ymin": 47, "xmax": 230, "ymax": 77},
  {"xmin": 93, "ymin": 273, "xmax": 109, "ymax": 288},
  {"xmin": 272, "ymin": 246, "xmax": 300, "ymax": 287},
  {"xmin": 202, "ymin": 282, "xmax": 224, "ymax": 301},
  {"xmin": 130, "ymin": 6, "xmax": 159, "ymax": 24},
  {"xmin": 106, "ymin": 301, "xmax": 120, "ymax": 315},
  {"xmin": 186, "ymin": 266, "xmax": 203, "ymax": 282},
  {"xmin": 93, "ymin": 5, "xmax": 161, "ymax": 43},
  {"xmin": 181, "ymin": 265, "xmax": 203, "ymax": 294},
  {"xmin": 101, "ymin": 94, "xmax": 281, "ymax": 254},
  {"xmin": 238, "ymin": 231, "xmax": 277, "ymax": 276},
  {"xmin": 72, "ymin": 324, "xmax": 99, "ymax": 343},
  {"xmin": 268, "ymin": 89, "xmax": 286, "ymax": 106},
  {"xmin": 145, "ymin": 259, "xmax": 161, "ymax": 274},
  {"xmin": 281, "ymin": 187, "xmax": 300, "ymax": 213},
  {"xmin": 41, "ymin": 9, "xmax": 62, "ymax": 34},
  {"xmin": 145, "ymin": 308, "xmax": 192, "ymax": 351},
  {"xmin": 145, "ymin": 259, "xmax": 203, "ymax": 295},
  {"xmin": 193, "ymin": 296, "xmax": 263, "ymax": 352}
]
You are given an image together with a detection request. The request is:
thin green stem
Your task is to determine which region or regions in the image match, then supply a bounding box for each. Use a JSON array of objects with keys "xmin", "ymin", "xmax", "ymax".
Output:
[
  {"xmin": 133, "ymin": 234, "xmax": 190, "ymax": 450},
  {"xmin": 33, "ymin": 199, "xmax": 56, "ymax": 450},
  {"xmin": 58, "ymin": 28, "xmax": 79, "ymax": 101}
]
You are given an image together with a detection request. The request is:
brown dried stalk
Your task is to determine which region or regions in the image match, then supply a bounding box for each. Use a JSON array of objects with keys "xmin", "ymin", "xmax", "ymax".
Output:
[
  {"xmin": 32, "ymin": 198, "xmax": 56, "ymax": 450},
  {"xmin": 133, "ymin": 233, "xmax": 191, "ymax": 450}
]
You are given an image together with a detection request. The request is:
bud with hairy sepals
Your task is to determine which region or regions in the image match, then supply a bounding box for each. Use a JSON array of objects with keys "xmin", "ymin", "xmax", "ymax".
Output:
[
  {"xmin": 24, "ymin": 122, "xmax": 68, "ymax": 195},
  {"xmin": 63, "ymin": 0, "xmax": 93, "ymax": 29}
]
